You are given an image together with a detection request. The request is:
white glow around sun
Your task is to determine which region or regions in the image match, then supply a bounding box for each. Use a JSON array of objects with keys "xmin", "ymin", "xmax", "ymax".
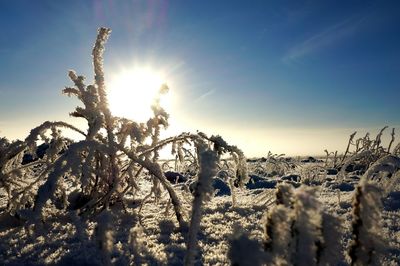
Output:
[{"xmin": 107, "ymin": 68, "xmax": 172, "ymax": 122}]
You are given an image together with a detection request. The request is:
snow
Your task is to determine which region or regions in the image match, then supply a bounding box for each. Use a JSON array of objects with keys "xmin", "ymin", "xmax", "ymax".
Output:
[{"xmin": 1, "ymin": 160, "xmax": 399, "ymax": 265}]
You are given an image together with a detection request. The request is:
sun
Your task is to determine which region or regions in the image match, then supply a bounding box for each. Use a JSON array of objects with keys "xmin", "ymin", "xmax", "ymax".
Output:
[{"xmin": 106, "ymin": 67, "xmax": 171, "ymax": 122}]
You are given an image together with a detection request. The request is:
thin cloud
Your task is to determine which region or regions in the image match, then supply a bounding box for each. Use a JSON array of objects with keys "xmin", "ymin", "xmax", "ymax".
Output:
[
  {"xmin": 195, "ymin": 89, "xmax": 215, "ymax": 103},
  {"xmin": 282, "ymin": 16, "xmax": 366, "ymax": 63}
]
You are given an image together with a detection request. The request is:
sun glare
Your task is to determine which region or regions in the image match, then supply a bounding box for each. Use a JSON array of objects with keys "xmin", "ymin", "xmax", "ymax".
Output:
[{"xmin": 107, "ymin": 68, "xmax": 171, "ymax": 122}]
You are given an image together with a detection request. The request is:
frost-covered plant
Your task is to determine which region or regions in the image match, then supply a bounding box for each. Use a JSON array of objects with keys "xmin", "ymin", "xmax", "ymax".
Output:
[
  {"xmin": 0, "ymin": 137, "xmax": 22, "ymax": 193},
  {"xmin": 339, "ymin": 131, "xmax": 357, "ymax": 166},
  {"xmin": 324, "ymin": 149, "xmax": 337, "ymax": 168},
  {"xmin": 251, "ymin": 151, "xmax": 297, "ymax": 177},
  {"xmin": 260, "ymin": 184, "xmax": 343, "ymax": 266},
  {"xmin": 299, "ymin": 164, "xmax": 326, "ymax": 185},
  {"xmin": 184, "ymin": 140, "xmax": 218, "ymax": 266},
  {"xmin": 263, "ymin": 202, "xmax": 293, "ymax": 263},
  {"xmin": 290, "ymin": 187, "xmax": 323, "ymax": 265},
  {"xmin": 256, "ymin": 180, "xmax": 386, "ymax": 266},
  {"xmin": 204, "ymin": 134, "xmax": 248, "ymax": 187},
  {"xmin": 0, "ymin": 28, "xmax": 247, "ymax": 233},
  {"xmin": 336, "ymin": 127, "xmax": 400, "ymax": 179},
  {"xmin": 168, "ymin": 140, "xmax": 199, "ymax": 175},
  {"xmin": 227, "ymin": 183, "xmax": 345, "ymax": 265},
  {"xmin": 0, "ymin": 137, "xmax": 42, "ymax": 213},
  {"xmin": 348, "ymin": 179, "xmax": 386, "ymax": 265}
]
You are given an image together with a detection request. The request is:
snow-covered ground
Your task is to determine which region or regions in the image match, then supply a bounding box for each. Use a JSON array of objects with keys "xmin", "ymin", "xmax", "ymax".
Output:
[{"xmin": 0, "ymin": 161, "xmax": 399, "ymax": 265}]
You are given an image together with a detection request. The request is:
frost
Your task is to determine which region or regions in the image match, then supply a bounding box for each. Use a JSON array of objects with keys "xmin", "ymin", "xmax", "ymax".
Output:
[{"xmin": 0, "ymin": 27, "xmax": 398, "ymax": 266}]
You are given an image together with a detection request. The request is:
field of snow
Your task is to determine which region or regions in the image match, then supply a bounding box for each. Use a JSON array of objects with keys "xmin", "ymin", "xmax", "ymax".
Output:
[{"xmin": 1, "ymin": 159, "xmax": 399, "ymax": 265}]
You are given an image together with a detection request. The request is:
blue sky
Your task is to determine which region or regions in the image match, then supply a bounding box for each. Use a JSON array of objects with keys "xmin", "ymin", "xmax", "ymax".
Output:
[{"xmin": 0, "ymin": 1, "xmax": 399, "ymax": 156}]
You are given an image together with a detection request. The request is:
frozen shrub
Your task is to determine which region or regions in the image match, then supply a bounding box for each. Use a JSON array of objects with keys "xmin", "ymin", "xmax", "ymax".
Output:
[
  {"xmin": 0, "ymin": 27, "xmax": 247, "ymax": 232},
  {"xmin": 0, "ymin": 137, "xmax": 37, "ymax": 213},
  {"xmin": 290, "ymin": 187, "xmax": 323, "ymax": 266},
  {"xmin": 0, "ymin": 26, "xmax": 255, "ymax": 266},
  {"xmin": 228, "ymin": 184, "xmax": 343, "ymax": 265},
  {"xmin": 260, "ymin": 184, "xmax": 344, "ymax": 266},
  {"xmin": 348, "ymin": 179, "xmax": 386, "ymax": 266},
  {"xmin": 207, "ymin": 134, "xmax": 248, "ymax": 187},
  {"xmin": 338, "ymin": 150, "xmax": 374, "ymax": 179},
  {"xmin": 251, "ymin": 151, "xmax": 297, "ymax": 177},
  {"xmin": 299, "ymin": 164, "xmax": 326, "ymax": 185},
  {"xmin": 263, "ymin": 204, "xmax": 293, "ymax": 263},
  {"xmin": 339, "ymin": 131, "xmax": 357, "ymax": 166},
  {"xmin": 184, "ymin": 140, "xmax": 218, "ymax": 266},
  {"xmin": 335, "ymin": 127, "xmax": 400, "ymax": 180}
]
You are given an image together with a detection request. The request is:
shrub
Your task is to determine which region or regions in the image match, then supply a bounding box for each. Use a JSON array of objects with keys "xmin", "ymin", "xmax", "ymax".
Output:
[
  {"xmin": 228, "ymin": 177, "xmax": 387, "ymax": 265},
  {"xmin": 262, "ymin": 184, "xmax": 342, "ymax": 265},
  {"xmin": 328, "ymin": 127, "xmax": 400, "ymax": 180},
  {"xmin": 348, "ymin": 179, "xmax": 386, "ymax": 265},
  {"xmin": 0, "ymin": 28, "xmax": 247, "ymax": 231}
]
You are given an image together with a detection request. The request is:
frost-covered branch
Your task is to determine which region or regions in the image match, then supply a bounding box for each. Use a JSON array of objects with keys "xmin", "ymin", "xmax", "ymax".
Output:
[{"xmin": 184, "ymin": 141, "xmax": 218, "ymax": 266}]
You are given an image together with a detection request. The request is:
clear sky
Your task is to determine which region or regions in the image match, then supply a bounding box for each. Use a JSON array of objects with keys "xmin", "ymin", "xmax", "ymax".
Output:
[{"xmin": 0, "ymin": 1, "xmax": 399, "ymax": 157}]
